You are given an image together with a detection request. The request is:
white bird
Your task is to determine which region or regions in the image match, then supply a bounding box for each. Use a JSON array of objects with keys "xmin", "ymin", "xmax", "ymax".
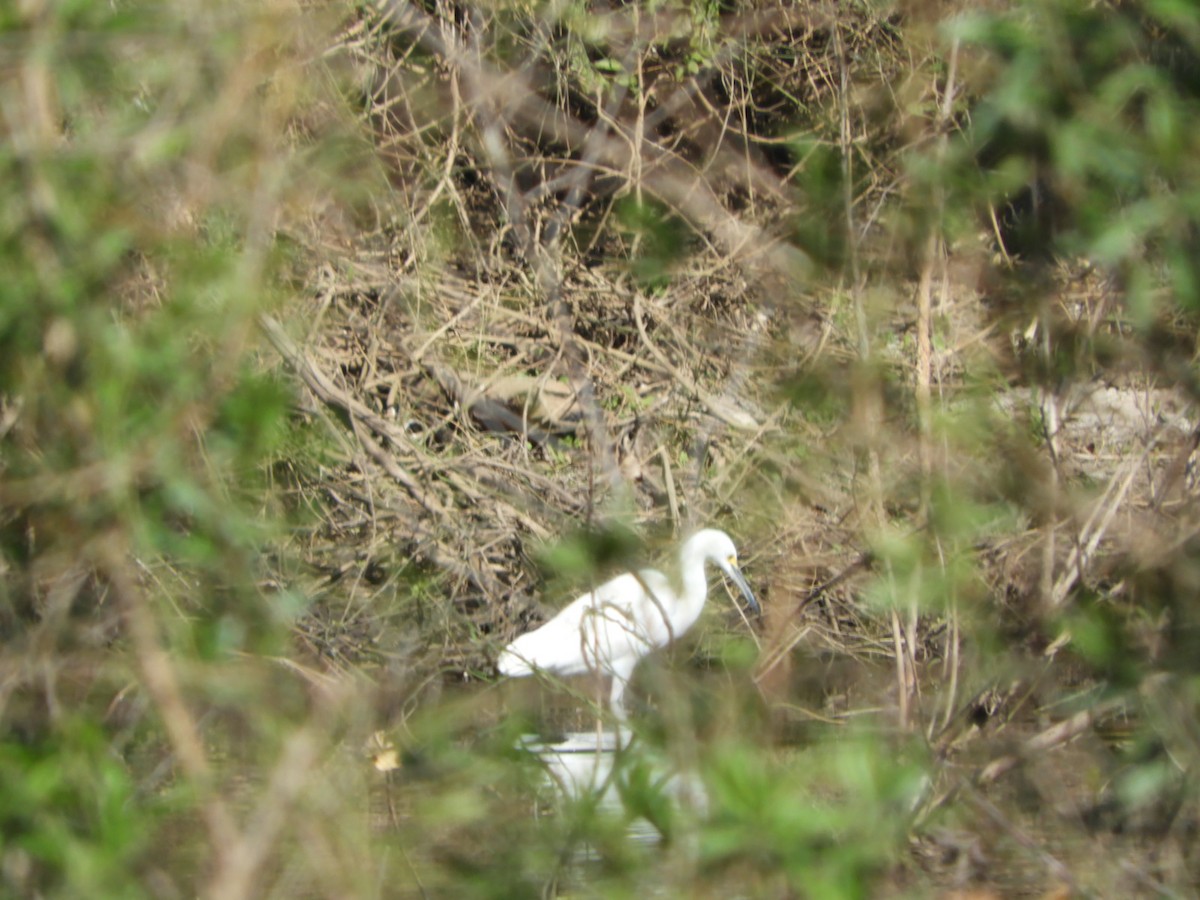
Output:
[{"xmin": 497, "ymin": 529, "xmax": 759, "ymax": 722}]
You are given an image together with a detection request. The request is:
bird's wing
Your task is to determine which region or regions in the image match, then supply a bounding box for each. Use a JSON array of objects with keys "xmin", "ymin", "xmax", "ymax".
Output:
[
  {"xmin": 499, "ymin": 579, "xmax": 620, "ymax": 676},
  {"xmin": 615, "ymin": 569, "xmax": 676, "ymax": 647},
  {"xmin": 499, "ymin": 570, "xmax": 674, "ymax": 677},
  {"xmin": 572, "ymin": 569, "xmax": 677, "ymax": 673}
]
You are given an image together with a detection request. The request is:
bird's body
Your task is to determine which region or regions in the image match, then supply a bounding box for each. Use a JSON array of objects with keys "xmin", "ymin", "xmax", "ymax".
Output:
[{"xmin": 497, "ymin": 529, "xmax": 758, "ymax": 720}]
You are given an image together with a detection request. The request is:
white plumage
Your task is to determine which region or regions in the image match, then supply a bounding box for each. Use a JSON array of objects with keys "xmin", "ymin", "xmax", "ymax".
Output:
[{"xmin": 498, "ymin": 529, "xmax": 759, "ymax": 720}]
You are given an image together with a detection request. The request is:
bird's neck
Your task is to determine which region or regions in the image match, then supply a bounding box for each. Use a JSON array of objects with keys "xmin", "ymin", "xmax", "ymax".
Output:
[{"xmin": 677, "ymin": 554, "xmax": 710, "ymax": 619}]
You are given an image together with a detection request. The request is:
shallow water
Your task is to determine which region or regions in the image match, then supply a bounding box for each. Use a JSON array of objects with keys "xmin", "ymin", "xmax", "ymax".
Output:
[{"xmin": 519, "ymin": 730, "xmax": 707, "ymax": 846}]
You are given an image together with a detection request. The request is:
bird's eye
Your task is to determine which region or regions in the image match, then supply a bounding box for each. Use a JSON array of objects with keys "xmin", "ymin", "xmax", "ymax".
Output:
[{"xmin": 728, "ymin": 555, "xmax": 737, "ymax": 566}]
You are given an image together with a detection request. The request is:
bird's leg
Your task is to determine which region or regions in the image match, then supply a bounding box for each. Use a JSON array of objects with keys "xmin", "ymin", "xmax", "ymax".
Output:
[
  {"xmin": 608, "ymin": 676, "xmax": 632, "ymax": 749},
  {"xmin": 609, "ymin": 676, "xmax": 628, "ymax": 724},
  {"xmin": 607, "ymin": 657, "xmax": 638, "ymax": 747}
]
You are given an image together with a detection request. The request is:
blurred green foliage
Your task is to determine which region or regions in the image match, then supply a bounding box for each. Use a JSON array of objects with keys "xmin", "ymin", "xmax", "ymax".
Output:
[
  {"xmin": 950, "ymin": 0, "xmax": 1200, "ymax": 324},
  {"xmin": 616, "ymin": 197, "xmax": 689, "ymax": 291},
  {"xmin": 0, "ymin": 720, "xmax": 149, "ymax": 898},
  {"xmin": 0, "ymin": 2, "xmax": 315, "ymax": 896}
]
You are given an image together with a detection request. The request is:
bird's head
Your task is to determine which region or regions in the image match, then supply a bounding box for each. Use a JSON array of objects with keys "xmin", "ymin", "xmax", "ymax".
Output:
[{"xmin": 690, "ymin": 529, "xmax": 760, "ymax": 615}]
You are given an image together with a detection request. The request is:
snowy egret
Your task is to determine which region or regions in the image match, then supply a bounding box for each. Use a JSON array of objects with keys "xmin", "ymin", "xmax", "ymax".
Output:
[{"xmin": 497, "ymin": 529, "xmax": 759, "ymax": 721}]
